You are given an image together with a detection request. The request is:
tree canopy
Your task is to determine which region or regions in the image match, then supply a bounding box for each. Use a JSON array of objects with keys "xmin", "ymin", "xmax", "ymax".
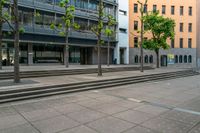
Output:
[{"xmin": 143, "ymin": 12, "xmax": 176, "ymax": 52}]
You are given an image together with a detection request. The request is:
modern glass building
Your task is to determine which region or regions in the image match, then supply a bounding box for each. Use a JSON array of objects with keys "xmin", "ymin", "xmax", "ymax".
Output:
[{"xmin": 2, "ymin": 0, "xmax": 118, "ymax": 65}]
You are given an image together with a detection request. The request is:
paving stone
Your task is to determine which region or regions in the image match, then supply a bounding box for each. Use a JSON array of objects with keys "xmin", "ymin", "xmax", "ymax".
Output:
[
  {"xmin": 95, "ymin": 103, "xmax": 129, "ymax": 115},
  {"xmin": 114, "ymin": 100, "xmax": 144, "ymax": 109},
  {"xmin": 0, "ymin": 123, "xmax": 39, "ymax": 133},
  {"xmin": 0, "ymin": 114, "xmax": 27, "ymax": 130},
  {"xmin": 67, "ymin": 108, "xmax": 106, "ymax": 124},
  {"xmin": 124, "ymin": 126, "xmax": 160, "ymax": 133},
  {"xmin": 59, "ymin": 125, "xmax": 98, "ymax": 133},
  {"xmin": 77, "ymin": 99, "xmax": 105, "ymax": 109},
  {"xmin": 0, "ymin": 106, "xmax": 18, "ymax": 117},
  {"xmin": 113, "ymin": 110, "xmax": 154, "ymax": 124},
  {"xmin": 95, "ymin": 95, "xmax": 122, "ymax": 104},
  {"xmin": 189, "ymin": 123, "xmax": 200, "ymax": 133},
  {"xmin": 54, "ymin": 103, "xmax": 87, "ymax": 114},
  {"xmin": 21, "ymin": 108, "xmax": 61, "ymax": 122},
  {"xmin": 134, "ymin": 104, "xmax": 169, "ymax": 116},
  {"xmin": 142, "ymin": 117, "xmax": 192, "ymax": 133},
  {"xmin": 13, "ymin": 102, "xmax": 49, "ymax": 113},
  {"xmin": 31, "ymin": 115, "xmax": 80, "ymax": 133},
  {"xmin": 60, "ymin": 95, "xmax": 91, "ymax": 103},
  {"xmin": 86, "ymin": 116, "xmax": 134, "ymax": 133},
  {"xmin": 160, "ymin": 110, "xmax": 200, "ymax": 125},
  {"xmin": 41, "ymin": 99, "xmax": 66, "ymax": 107}
]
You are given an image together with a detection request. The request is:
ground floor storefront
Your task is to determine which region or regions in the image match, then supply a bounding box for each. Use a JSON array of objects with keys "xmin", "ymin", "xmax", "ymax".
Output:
[
  {"xmin": 1, "ymin": 42, "xmax": 115, "ymax": 66},
  {"xmin": 129, "ymin": 48, "xmax": 196, "ymax": 68}
]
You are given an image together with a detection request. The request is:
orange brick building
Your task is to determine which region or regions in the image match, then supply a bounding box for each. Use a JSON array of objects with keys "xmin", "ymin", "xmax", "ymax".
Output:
[{"xmin": 129, "ymin": 0, "xmax": 197, "ymax": 67}]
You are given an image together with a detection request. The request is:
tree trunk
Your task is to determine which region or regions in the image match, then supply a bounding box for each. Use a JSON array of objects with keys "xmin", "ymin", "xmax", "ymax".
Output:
[
  {"xmin": 156, "ymin": 49, "xmax": 160, "ymax": 68},
  {"xmin": 97, "ymin": 37, "xmax": 102, "ymax": 76},
  {"xmin": 0, "ymin": 6, "xmax": 2, "ymax": 70},
  {"xmin": 97, "ymin": 0, "xmax": 103, "ymax": 76},
  {"xmin": 13, "ymin": 0, "xmax": 20, "ymax": 83},
  {"xmin": 107, "ymin": 38, "xmax": 110, "ymax": 67},
  {"xmin": 64, "ymin": 30, "xmax": 69, "ymax": 68}
]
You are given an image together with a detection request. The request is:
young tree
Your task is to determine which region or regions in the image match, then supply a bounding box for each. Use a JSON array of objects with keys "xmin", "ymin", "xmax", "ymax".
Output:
[
  {"xmin": 104, "ymin": 15, "xmax": 116, "ymax": 67},
  {"xmin": 137, "ymin": 0, "xmax": 148, "ymax": 72},
  {"xmin": 1, "ymin": 0, "xmax": 25, "ymax": 83},
  {"xmin": 91, "ymin": 0, "xmax": 116, "ymax": 75},
  {"xmin": 143, "ymin": 12, "xmax": 175, "ymax": 68},
  {"xmin": 50, "ymin": 0, "xmax": 79, "ymax": 68},
  {"xmin": 13, "ymin": 0, "xmax": 20, "ymax": 83},
  {"xmin": 90, "ymin": 0, "xmax": 104, "ymax": 76}
]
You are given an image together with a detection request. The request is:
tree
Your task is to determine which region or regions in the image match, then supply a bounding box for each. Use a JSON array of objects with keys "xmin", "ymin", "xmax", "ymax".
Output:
[
  {"xmin": 104, "ymin": 15, "xmax": 116, "ymax": 67},
  {"xmin": 91, "ymin": 0, "xmax": 116, "ymax": 75},
  {"xmin": 50, "ymin": 0, "xmax": 79, "ymax": 68},
  {"xmin": 0, "ymin": 0, "xmax": 26, "ymax": 83},
  {"xmin": 13, "ymin": 0, "xmax": 20, "ymax": 83},
  {"xmin": 137, "ymin": 0, "xmax": 148, "ymax": 72},
  {"xmin": 143, "ymin": 12, "xmax": 176, "ymax": 68}
]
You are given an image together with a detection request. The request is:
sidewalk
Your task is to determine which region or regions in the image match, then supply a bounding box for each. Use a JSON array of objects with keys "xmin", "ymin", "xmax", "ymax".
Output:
[
  {"xmin": 0, "ymin": 70, "xmax": 199, "ymax": 133},
  {"xmin": 0, "ymin": 68, "xmax": 189, "ymax": 91}
]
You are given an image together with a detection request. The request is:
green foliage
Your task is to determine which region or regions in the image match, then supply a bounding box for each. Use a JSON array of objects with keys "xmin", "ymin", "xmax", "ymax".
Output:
[
  {"xmin": 19, "ymin": 27, "xmax": 25, "ymax": 33},
  {"xmin": 104, "ymin": 15, "xmax": 116, "ymax": 37},
  {"xmin": 143, "ymin": 12, "xmax": 175, "ymax": 52},
  {"xmin": 51, "ymin": 0, "xmax": 79, "ymax": 37}
]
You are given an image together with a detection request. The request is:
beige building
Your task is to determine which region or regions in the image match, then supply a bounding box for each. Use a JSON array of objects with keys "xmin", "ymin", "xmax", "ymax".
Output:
[{"xmin": 129, "ymin": 0, "xmax": 197, "ymax": 67}]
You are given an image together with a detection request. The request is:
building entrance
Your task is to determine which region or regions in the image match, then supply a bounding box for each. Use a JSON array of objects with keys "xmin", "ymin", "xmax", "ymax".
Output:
[
  {"xmin": 120, "ymin": 48, "xmax": 125, "ymax": 64},
  {"xmin": 161, "ymin": 55, "xmax": 167, "ymax": 67}
]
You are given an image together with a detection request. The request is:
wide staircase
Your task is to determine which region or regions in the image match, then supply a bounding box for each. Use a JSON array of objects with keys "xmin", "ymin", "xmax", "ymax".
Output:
[
  {"xmin": 0, "ymin": 70, "xmax": 198, "ymax": 104},
  {"xmin": 0, "ymin": 66, "xmax": 153, "ymax": 80}
]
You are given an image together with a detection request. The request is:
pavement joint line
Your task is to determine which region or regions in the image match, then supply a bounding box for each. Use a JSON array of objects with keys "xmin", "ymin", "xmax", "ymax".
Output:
[
  {"xmin": 127, "ymin": 98, "xmax": 143, "ymax": 103},
  {"xmin": 174, "ymin": 108, "xmax": 200, "ymax": 116}
]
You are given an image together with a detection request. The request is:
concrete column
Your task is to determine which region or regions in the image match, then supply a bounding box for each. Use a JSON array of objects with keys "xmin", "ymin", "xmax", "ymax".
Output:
[{"xmin": 28, "ymin": 43, "xmax": 33, "ymax": 65}]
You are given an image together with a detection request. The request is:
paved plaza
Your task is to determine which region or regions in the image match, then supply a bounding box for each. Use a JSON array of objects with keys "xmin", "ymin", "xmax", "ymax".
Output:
[{"xmin": 0, "ymin": 72, "xmax": 199, "ymax": 133}]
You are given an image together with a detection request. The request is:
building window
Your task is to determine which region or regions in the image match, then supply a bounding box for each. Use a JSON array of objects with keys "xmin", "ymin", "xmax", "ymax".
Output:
[
  {"xmin": 180, "ymin": 23, "xmax": 184, "ymax": 32},
  {"xmin": 162, "ymin": 5, "xmax": 166, "ymax": 14},
  {"xmin": 188, "ymin": 38, "xmax": 192, "ymax": 48},
  {"xmin": 188, "ymin": 23, "xmax": 192, "ymax": 32},
  {"xmin": 179, "ymin": 55, "xmax": 183, "ymax": 63},
  {"xmin": 119, "ymin": 10, "xmax": 127, "ymax": 15},
  {"xmin": 180, "ymin": 6, "xmax": 184, "ymax": 16},
  {"xmin": 135, "ymin": 55, "xmax": 139, "ymax": 63},
  {"xmin": 134, "ymin": 37, "xmax": 138, "ymax": 47},
  {"xmin": 189, "ymin": 7, "xmax": 192, "ymax": 16},
  {"xmin": 180, "ymin": 38, "xmax": 183, "ymax": 48},
  {"xmin": 119, "ymin": 28, "xmax": 127, "ymax": 33},
  {"xmin": 153, "ymin": 5, "xmax": 157, "ymax": 12},
  {"xmin": 184, "ymin": 55, "xmax": 188, "ymax": 63},
  {"xmin": 171, "ymin": 39, "xmax": 175, "ymax": 48},
  {"xmin": 175, "ymin": 55, "xmax": 178, "ymax": 63},
  {"xmin": 171, "ymin": 6, "xmax": 175, "ymax": 15},
  {"xmin": 149, "ymin": 55, "xmax": 153, "ymax": 63},
  {"xmin": 134, "ymin": 21, "xmax": 138, "ymax": 30},
  {"xmin": 188, "ymin": 55, "xmax": 192, "ymax": 63},
  {"xmin": 134, "ymin": 4, "xmax": 138, "ymax": 13},
  {"xmin": 144, "ymin": 4, "xmax": 147, "ymax": 13}
]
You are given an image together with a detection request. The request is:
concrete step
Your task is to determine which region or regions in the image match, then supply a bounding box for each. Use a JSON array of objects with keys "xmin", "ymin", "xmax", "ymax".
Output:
[
  {"xmin": 0, "ymin": 66, "xmax": 153, "ymax": 80},
  {"xmin": 0, "ymin": 70, "xmax": 198, "ymax": 104}
]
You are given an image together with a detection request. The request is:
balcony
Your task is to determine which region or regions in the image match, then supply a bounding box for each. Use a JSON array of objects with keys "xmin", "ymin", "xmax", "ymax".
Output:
[{"xmin": 2, "ymin": 23, "xmax": 115, "ymax": 43}]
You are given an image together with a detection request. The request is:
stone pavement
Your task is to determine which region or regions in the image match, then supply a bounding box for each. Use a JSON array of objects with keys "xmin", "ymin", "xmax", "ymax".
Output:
[{"xmin": 0, "ymin": 74, "xmax": 199, "ymax": 133}]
